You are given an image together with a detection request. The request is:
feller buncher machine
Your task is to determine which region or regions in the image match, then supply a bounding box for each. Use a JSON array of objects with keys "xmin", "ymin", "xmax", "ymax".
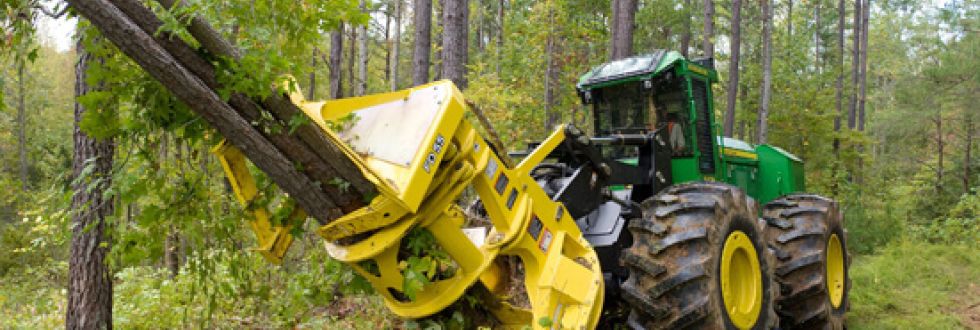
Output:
[{"xmin": 215, "ymin": 50, "xmax": 850, "ymax": 329}]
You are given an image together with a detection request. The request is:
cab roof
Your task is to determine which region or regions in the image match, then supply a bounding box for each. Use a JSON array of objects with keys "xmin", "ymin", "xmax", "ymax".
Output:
[{"xmin": 576, "ymin": 50, "xmax": 716, "ymax": 92}]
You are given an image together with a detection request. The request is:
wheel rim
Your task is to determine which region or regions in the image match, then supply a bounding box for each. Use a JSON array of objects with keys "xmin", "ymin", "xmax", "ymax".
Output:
[
  {"xmin": 827, "ymin": 234, "xmax": 845, "ymax": 308},
  {"xmin": 721, "ymin": 230, "xmax": 763, "ymax": 329}
]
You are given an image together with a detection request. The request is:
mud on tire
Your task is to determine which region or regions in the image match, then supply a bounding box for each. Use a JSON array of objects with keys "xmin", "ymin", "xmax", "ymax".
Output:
[
  {"xmin": 621, "ymin": 182, "xmax": 778, "ymax": 329},
  {"xmin": 763, "ymin": 194, "xmax": 849, "ymax": 329}
]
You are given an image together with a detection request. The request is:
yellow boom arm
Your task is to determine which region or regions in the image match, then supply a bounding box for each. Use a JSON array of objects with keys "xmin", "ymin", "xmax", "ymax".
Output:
[{"xmin": 215, "ymin": 80, "xmax": 603, "ymax": 329}]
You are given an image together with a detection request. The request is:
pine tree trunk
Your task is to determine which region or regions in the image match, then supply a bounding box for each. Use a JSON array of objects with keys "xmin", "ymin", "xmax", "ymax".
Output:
[
  {"xmin": 413, "ymin": 0, "xmax": 432, "ymax": 86},
  {"xmin": 391, "ymin": 0, "xmax": 402, "ymax": 91},
  {"xmin": 17, "ymin": 63, "xmax": 27, "ymax": 191},
  {"xmin": 723, "ymin": 0, "xmax": 741, "ymax": 137},
  {"xmin": 964, "ymin": 112, "xmax": 973, "ymax": 193},
  {"xmin": 442, "ymin": 0, "xmax": 469, "ymax": 89},
  {"xmin": 857, "ymin": 0, "xmax": 869, "ymax": 132},
  {"xmin": 474, "ymin": 0, "xmax": 484, "ymax": 53},
  {"xmin": 329, "ymin": 23, "xmax": 344, "ymax": 99},
  {"xmin": 702, "ymin": 0, "xmax": 714, "ymax": 57},
  {"xmin": 434, "ymin": 0, "xmax": 444, "ymax": 80},
  {"xmin": 385, "ymin": 10, "xmax": 392, "ymax": 83},
  {"xmin": 814, "ymin": 0, "xmax": 821, "ymax": 71},
  {"xmin": 495, "ymin": 0, "xmax": 504, "ymax": 76},
  {"xmin": 544, "ymin": 3, "xmax": 557, "ymax": 130},
  {"xmin": 308, "ymin": 48, "xmax": 317, "ymax": 99},
  {"xmin": 610, "ymin": 0, "xmax": 637, "ymax": 60},
  {"xmin": 757, "ymin": 0, "xmax": 772, "ymax": 144},
  {"xmin": 680, "ymin": 0, "xmax": 692, "ymax": 57},
  {"xmin": 936, "ymin": 114, "xmax": 944, "ymax": 194},
  {"xmin": 358, "ymin": 1, "xmax": 369, "ymax": 96},
  {"xmin": 834, "ymin": 0, "xmax": 844, "ymax": 155},
  {"xmin": 848, "ymin": 0, "xmax": 861, "ymax": 130},
  {"xmin": 787, "ymin": 0, "xmax": 794, "ymax": 37},
  {"xmin": 66, "ymin": 37, "xmax": 114, "ymax": 330},
  {"xmin": 348, "ymin": 26, "xmax": 358, "ymax": 95}
]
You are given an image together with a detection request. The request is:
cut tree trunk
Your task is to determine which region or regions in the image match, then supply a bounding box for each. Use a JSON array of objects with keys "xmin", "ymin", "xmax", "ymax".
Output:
[
  {"xmin": 139, "ymin": 0, "xmax": 375, "ymax": 204},
  {"xmin": 66, "ymin": 37, "xmax": 114, "ymax": 330},
  {"xmin": 70, "ymin": 0, "xmax": 374, "ymax": 224},
  {"xmin": 413, "ymin": 0, "xmax": 432, "ymax": 86},
  {"xmin": 723, "ymin": 0, "xmax": 741, "ymax": 137}
]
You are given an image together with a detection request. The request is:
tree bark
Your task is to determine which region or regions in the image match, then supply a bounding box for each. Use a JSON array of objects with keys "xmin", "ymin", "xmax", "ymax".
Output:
[
  {"xmin": 17, "ymin": 62, "xmax": 27, "ymax": 191},
  {"xmin": 308, "ymin": 48, "xmax": 317, "ymax": 100},
  {"xmin": 434, "ymin": 0, "xmax": 445, "ymax": 80},
  {"xmin": 787, "ymin": 0, "xmax": 793, "ymax": 38},
  {"xmin": 680, "ymin": 0, "xmax": 692, "ymax": 57},
  {"xmin": 936, "ymin": 114, "xmax": 944, "ymax": 194},
  {"xmin": 330, "ymin": 23, "xmax": 345, "ymax": 99},
  {"xmin": 69, "ymin": 0, "xmax": 365, "ymax": 223},
  {"xmin": 385, "ymin": 10, "xmax": 392, "ymax": 83},
  {"xmin": 610, "ymin": 0, "xmax": 637, "ymax": 60},
  {"xmin": 723, "ymin": 0, "xmax": 741, "ymax": 137},
  {"xmin": 702, "ymin": 0, "xmax": 714, "ymax": 58},
  {"xmin": 833, "ymin": 0, "xmax": 844, "ymax": 156},
  {"xmin": 757, "ymin": 0, "xmax": 772, "ymax": 144},
  {"xmin": 543, "ymin": 3, "xmax": 558, "ymax": 130},
  {"xmin": 848, "ymin": 0, "xmax": 861, "ymax": 130},
  {"xmin": 442, "ymin": 0, "xmax": 469, "ymax": 88},
  {"xmin": 391, "ymin": 0, "xmax": 402, "ymax": 91},
  {"xmin": 413, "ymin": 0, "xmax": 432, "ymax": 86},
  {"xmin": 857, "ymin": 0, "xmax": 869, "ymax": 132},
  {"xmin": 495, "ymin": 0, "xmax": 504, "ymax": 76},
  {"xmin": 814, "ymin": 0, "xmax": 821, "ymax": 71},
  {"xmin": 964, "ymin": 112, "xmax": 973, "ymax": 193},
  {"xmin": 66, "ymin": 37, "xmax": 114, "ymax": 330},
  {"xmin": 348, "ymin": 25, "xmax": 358, "ymax": 95},
  {"xmin": 358, "ymin": 4, "xmax": 369, "ymax": 96}
]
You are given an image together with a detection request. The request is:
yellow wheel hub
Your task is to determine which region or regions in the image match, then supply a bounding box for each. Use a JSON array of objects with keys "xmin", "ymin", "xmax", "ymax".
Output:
[
  {"xmin": 720, "ymin": 230, "xmax": 763, "ymax": 329},
  {"xmin": 827, "ymin": 234, "xmax": 845, "ymax": 308}
]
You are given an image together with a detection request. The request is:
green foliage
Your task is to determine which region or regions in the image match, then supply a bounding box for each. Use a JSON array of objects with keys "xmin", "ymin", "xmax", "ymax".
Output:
[
  {"xmin": 908, "ymin": 193, "xmax": 980, "ymax": 246},
  {"xmin": 399, "ymin": 228, "xmax": 457, "ymax": 301}
]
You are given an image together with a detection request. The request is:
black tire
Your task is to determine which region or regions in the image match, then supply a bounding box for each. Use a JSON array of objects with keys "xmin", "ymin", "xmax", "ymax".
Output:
[
  {"xmin": 621, "ymin": 182, "xmax": 778, "ymax": 329},
  {"xmin": 763, "ymin": 194, "xmax": 849, "ymax": 329}
]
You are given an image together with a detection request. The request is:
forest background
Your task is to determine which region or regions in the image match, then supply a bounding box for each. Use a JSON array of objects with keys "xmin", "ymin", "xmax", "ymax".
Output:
[{"xmin": 0, "ymin": 0, "xmax": 977, "ymax": 328}]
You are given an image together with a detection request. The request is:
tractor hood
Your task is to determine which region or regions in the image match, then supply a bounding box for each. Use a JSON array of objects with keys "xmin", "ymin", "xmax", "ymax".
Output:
[{"xmin": 576, "ymin": 50, "xmax": 684, "ymax": 91}]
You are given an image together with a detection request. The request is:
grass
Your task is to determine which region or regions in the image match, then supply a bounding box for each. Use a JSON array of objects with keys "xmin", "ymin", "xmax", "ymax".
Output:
[{"xmin": 848, "ymin": 240, "xmax": 980, "ymax": 329}]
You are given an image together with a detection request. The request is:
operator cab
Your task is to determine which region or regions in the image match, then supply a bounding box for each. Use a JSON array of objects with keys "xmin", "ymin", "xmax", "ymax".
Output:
[{"xmin": 577, "ymin": 50, "xmax": 719, "ymax": 176}]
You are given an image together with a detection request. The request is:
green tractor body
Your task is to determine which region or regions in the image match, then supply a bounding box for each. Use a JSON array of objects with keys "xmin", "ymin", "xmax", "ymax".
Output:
[{"xmin": 576, "ymin": 50, "xmax": 805, "ymax": 205}]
